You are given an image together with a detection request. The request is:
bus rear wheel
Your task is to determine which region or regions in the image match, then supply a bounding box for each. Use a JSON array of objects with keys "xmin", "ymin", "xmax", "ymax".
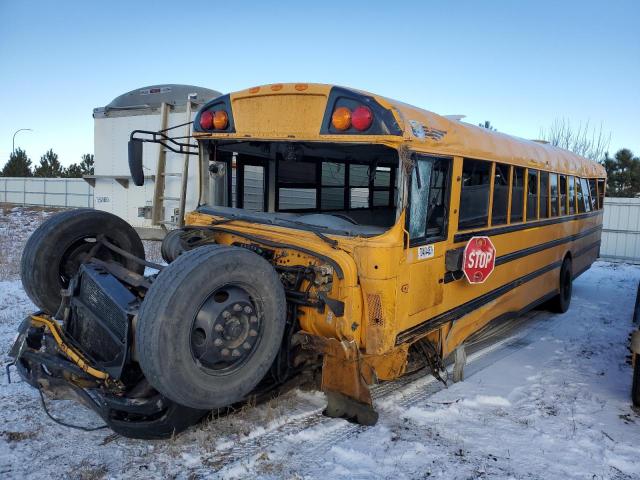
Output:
[{"xmin": 549, "ymin": 257, "xmax": 572, "ymax": 313}]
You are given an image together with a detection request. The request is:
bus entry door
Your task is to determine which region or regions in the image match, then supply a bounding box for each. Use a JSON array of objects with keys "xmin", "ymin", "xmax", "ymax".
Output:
[{"xmin": 406, "ymin": 155, "xmax": 451, "ymax": 315}]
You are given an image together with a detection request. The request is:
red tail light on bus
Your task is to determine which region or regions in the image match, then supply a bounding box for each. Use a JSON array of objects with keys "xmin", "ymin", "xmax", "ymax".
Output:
[
  {"xmin": 351, "ymin": 106, "xmax": 373, "ymax": 131},
  {"xmin": 322, "ymin": 86, "xmax": 402, "ymax": 136}
]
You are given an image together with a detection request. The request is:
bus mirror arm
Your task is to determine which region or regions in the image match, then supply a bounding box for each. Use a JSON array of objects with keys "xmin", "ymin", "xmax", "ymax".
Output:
[{"xmin": 127, "ymin": 129, "xmax": 199, "ymax": 187}]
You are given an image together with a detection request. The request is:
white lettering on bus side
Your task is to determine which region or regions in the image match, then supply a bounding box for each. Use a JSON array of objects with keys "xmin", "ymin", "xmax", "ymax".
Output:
[{"xmin": 466, "ymin": 250, "xmax": 494, "ymax": 269}]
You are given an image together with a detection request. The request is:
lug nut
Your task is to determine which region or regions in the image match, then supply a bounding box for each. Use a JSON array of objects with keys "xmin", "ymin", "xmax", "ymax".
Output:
[
  {"xmin": 232, "ymin": 349, "xmax": 241, "ymax": 357},
  {"xmin": 244, "ymin": 306, "xmax": 252, "ymax": 314},
  {"xmin": 214, "ymin": 324, "xmax": 224, "ymax": 332},
  {"xmin": 250, "ymin": 316, "xmax": 258, "ymax": 323},
  {"xmin": 233, "ymin": 304, "xmax": 243, "ymax": 312},
  {"xmin": 222, "ymin": 311, "xmax": 231, "ymax": 319},
  {"xmin": 249, "ymin": 329, "xmax": 258, "ymax": 337},
  {"xmin": 221, "ymin": 348, "xmax": 230, "ymax": 357},
  {"xmin": 214, "ymin": 338, "xmax": 223, "ymax": 347},
  {"xmin": 243, "ymin": 342, "xmax": 251, "ymax": 350}
]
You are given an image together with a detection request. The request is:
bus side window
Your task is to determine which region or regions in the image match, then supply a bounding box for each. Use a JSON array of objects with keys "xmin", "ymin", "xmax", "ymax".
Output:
[
  {"xmin": 540, "ymin": 171, "xmax": 549, "ymax": 218},
  {"xmin": 576, "ymin": 177, "xmax": 585, "ymax": 213},
  {"xmin": 526, "ymin": 169, "xmax": 539, "ymax": 221},
  {"xmin": 409, "ymin": 156, "xmax": 451, "ymax": 242},
  {"xmin": 588, "ymin": 178, "xmax": 597, "ymax": 210},
  {"xmin": 458, "ymin": 158, "xmax": 491, "ymax": 230},
  {"xmin": 491, "ymin": 163, "xmax": 510, "ymax": 226},
  {"xmin": 559, "ymin": 174, "xmax": 567, "ymax": 215},
  {"xmin": 597, "ymin": 178, "xmax": 605, "ymax": 209},
  {"xmin": 550, "ymin": 173, "xmax": 559, "ymax": 216},
  {"xmin": 580, "ymin": 178, "xmax": 592, "ymax": 212},
  {"xmin": 568, "ymin": 176, "xmax": 576, "ymax": 214},
  {"xmin": 510, "ymin": 166, "xmax": 524, "ymax": 223}
]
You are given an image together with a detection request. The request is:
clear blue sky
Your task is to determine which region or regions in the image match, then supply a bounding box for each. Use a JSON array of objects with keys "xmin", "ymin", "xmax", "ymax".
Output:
[{"xmin": 0, "ymin": 0, "xmax": 638, "ymax": 167}]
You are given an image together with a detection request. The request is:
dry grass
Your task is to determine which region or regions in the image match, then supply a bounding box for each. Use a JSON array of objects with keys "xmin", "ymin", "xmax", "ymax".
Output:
[
  {"xmin": 0, "ymin": 205, "xmax": 165, "ymax": 280},
  {"xmin": 0, "ymin": 429, "xmax": 38, "ymax": 442},
  {"xmin": 0, "ymin": 204, "xmax": 62, "ymax": 281}
]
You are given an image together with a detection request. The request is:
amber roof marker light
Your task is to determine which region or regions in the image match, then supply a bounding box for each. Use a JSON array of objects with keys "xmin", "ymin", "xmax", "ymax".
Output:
[
  {"xmin": 213, "ymin": 110, "xmax": 229, "ymax": 130},
  {"xmin": 331, "ymin": 106, "xmax": 352, "ymax": 131}
]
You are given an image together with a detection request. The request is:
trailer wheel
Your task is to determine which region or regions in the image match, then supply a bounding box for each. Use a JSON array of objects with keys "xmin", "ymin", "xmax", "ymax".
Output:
[
  {"xmin": 136, "ymin": 244, "xmax": 287, "ymax": 410},
  {"xmin": 21, "ymin": 209, "xmax": 145, "ymax": 314},
  {"xmin": 548, "ymin": 257, "xmax": 572, "ymax": 313}
]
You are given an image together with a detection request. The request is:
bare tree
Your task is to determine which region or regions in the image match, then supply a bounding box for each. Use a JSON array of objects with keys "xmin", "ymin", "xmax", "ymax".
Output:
[{"xmin": 539, "ymin": 118, "xmax": 611, "ymax": 162}]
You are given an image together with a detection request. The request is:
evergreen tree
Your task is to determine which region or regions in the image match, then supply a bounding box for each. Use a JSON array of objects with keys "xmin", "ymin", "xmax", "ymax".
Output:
[
  {"xmin": 64, "ymin": 153, "xmax": 94, "ymax": 178},
  {"xmin": 33, "ymin": 149, "xmax": 64, "ymax": 177},
  {"xmin": 603, "ymin": 149, "xmax": 640, "ymax": 197},
  {"xmin": 1, "ymin": 148, "xmax": 33, "ymax": 177},
  {"xmin": 63, "ymin": 163, "xmax": 83, "ymax": 178},
  {"xmin": 79, "ymin": 153, "xmax": 94, "ymax": 175}
]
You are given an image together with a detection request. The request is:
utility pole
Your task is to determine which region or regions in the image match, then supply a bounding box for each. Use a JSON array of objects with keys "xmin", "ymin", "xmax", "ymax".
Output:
[{"xmin": 12, "ymin": 128, "xmax": 33, "ymax": 153}]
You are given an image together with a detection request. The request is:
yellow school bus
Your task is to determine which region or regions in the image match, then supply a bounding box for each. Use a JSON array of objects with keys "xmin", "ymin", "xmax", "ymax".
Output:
[{"xmin": 12, "ymin": 83, "xmax": 606, "ymax": 437}]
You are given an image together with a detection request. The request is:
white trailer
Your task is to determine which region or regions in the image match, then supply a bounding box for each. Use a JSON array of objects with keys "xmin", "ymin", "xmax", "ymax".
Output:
[{"xmin": 89, "ymin": 84, "xmax": 221, "ymax": 239}]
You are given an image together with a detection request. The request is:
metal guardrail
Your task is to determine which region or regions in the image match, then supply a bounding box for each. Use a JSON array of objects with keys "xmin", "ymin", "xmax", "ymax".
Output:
[{"xmin": 0, "ymin": 177, "xmax": 94, "ymax": 208}]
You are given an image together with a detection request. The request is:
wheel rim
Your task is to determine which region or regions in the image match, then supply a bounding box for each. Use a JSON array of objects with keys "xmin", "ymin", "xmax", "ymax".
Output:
[
  {"xmin": 58, "ymin": 236, "xmax": 122, "ymax": 287},
  {"xmin": 189, "ymin": 284, "xmax": 263, "ymax": 375}
]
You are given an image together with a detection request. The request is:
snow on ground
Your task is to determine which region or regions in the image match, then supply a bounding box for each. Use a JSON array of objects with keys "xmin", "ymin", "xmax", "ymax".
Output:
[{"xmin": 1, "ymin": 206, "xmax": 640, "ymax": 479}]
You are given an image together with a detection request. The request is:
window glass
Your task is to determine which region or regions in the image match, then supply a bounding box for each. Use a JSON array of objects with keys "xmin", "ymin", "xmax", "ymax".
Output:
[
  {"xmin": 550, "ymin": 173, "xmax": 559, "ymax": 217},
  {"xmin": 510, "ymin": 166, "xmax": 525, "ymax": 223},
  {"xmin": 279, "ymin": 188, "xmax": 316, "ymax": 209},
  {"xmin": 321, "ymin": 188, "xmax": 344, "ymax": 209},
  {"xmin": 374, "ymin": 167, "xmax": 391, "ymax": 187},
  {"xmin": 559, "ymin": 175, "xmax": 567, "ymax": 215},
  {"xmin": 581, "ymin": 178, "xmax": 592, "ymax": 212},
  {"xmin": 576, "ymin": 177, "xmax": 585, "ymax": 213},
  {"xmin": 409, "ymin": 158, "xmax": 433, "ymax": 239},
  {"xmin": 350, "ymin": 188, "xmax": 369, "ymax": 208},
  {"xmin": 321, "ymin": 162, "xmax": 344, "ymax": 186},
  {"xmin": 588, "ymin": 179, "xmax": 597, "ymax": 210},
  {"xmin": 491, "ymin": 163, "xmax": 510, "ymax": 226},
  {"xmin": 373, "ymin": 190, "xmax": 390, "ymax": 206},
  {"xmin": 568, "ymin": 176, "xmax": 576, "ymax": 214},
  {"xmin": 597, "ymin": 179, "xmax": 605, "ymax": 209},
  {"xmin": 243, "ymin": 165, "xmax": 264, "ymax": 212},
  {"xmin": 278, "ymin": 160, "xmax": 316, "ymax": 184},
  {"xmin": 409, "ymin": 156, "xmax": 451, "ymax": 240},
  {"xmin": 458, "ymin": 159, "xmax": 491, "ymax": 230},
  {"xmin": 349, "ymin": 164, "xmax": 369, "ymax": 187},
  {"xmin": 540, "ymin": 171, "xmax": 549, "ymax": 218},
  {"xmin": 526, "ymin": 169, "xmax": 539, "ymax": 221},
  {"xmin": 426, "ymin": 159, "xmax": 450, "ymax": 238}
]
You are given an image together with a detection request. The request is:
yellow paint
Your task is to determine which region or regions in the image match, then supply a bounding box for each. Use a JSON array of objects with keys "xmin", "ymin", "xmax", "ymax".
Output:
[
  {"xmin": 187, "ymin": 83, "xmax": 605, "ymax": 383},
  {"xmin": 30, "ymin": 315, "xmax": 109, "ymax": 380}
]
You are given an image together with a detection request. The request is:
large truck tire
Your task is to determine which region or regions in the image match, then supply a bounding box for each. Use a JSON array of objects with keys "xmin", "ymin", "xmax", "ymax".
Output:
[
  {"xmin": 136, "ymin": 244, "xmax": 287, "ymax": 410},
  {"xmin": 21, "ymin": 209, "xmax": 145, "ymax": 315},
  {"xmin": 107, "ymin": 401, "xmax": 208, "ymax": 440},
  {"xmin": 548, "ymin": 257, "xmax": 572, "ymax": 314}
]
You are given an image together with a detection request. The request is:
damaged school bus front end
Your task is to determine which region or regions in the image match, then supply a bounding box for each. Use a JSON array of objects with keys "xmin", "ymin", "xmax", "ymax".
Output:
[{"xmin": 10, "ymin": 83, "xmax": 428, "ymax": 436}]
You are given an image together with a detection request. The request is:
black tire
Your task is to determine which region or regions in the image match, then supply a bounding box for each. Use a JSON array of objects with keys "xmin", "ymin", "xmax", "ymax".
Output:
[
  {"xmin": 548, "ymin": 256, "xmax": 573, "ymax": 313},
  {"xmin": 633, "ymin": 353, "xmax": 640, "ymax": 408},
  {"xmin": 21, "ymin": 209, "xmax": 145, "ymax": 315},
  {"xmin": 136, "ymin": 244, "xmax": 287, "ymax": 410},
  {"xmin": 107, "ymin": 401, "xmax": 208, "ymax": 440}
]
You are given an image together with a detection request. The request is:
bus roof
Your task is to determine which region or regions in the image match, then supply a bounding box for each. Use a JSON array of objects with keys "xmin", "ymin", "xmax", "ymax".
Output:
[
  {"xmin": 198, "ymin": 83, "xmax": 605, "ymax": 178},
  {"xmin": 384, "ymin": 94, "xmax": 606, "ymax": 178}
]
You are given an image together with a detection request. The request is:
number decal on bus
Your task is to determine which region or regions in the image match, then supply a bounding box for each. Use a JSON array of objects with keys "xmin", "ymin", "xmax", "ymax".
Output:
[{"xmin": 418, "ymin": 244, "xmax": 435, "ymax": 259}]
